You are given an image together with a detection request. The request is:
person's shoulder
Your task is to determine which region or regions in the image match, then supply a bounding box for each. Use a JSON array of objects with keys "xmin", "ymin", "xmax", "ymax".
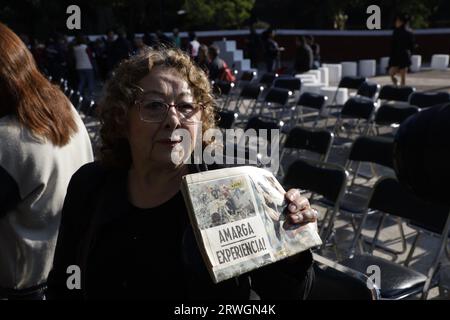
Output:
[{"xmin": 69, "ymin": 161, "xmax": 112, "ymax": 190}]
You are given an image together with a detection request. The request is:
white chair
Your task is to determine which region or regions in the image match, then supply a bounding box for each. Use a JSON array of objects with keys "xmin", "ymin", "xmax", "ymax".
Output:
[
  {"xmin": 300, "ymin": 83, "xmax": 324, "ymax": 95},
  {"xmin": 322, "ymin": 64, "xmax": 342, "ymax": 86},
  {"xmin": 431, "ymin": 54, "xmax": 449, "ymax": 70},
  {"xmin": 306, "ymin": 70, "xmax": 322, "ymax": 83},
  {"xmin": 341, "ymin": 62, "xmax": 358, "ymax": 77},
  {"xmin": 295, "ymin": 74, "xmax": 319, "ymax": 84},
  {"xmin": 359, "ymin": 60, "xmax": 376, "ymax": 78},
  {"xmin": 319, "ymin": 67, "xmax": 329, "ymax": 86},
  {"xmin": 379, "ymin": 57, "xmax": 389, "ymax": 75},
  {"xmin": 410, "ymin": 55, "xmax": 422, "ymax": 73},
  {"xmin": 320, "ymin": 87, "xmax": 349, "ymax": 107}
]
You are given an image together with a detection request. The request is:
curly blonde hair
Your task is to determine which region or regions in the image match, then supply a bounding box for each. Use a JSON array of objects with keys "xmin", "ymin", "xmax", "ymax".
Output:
[{"xmin": 98, "ymin": 47, "xmax": 217, "ymax": 168}]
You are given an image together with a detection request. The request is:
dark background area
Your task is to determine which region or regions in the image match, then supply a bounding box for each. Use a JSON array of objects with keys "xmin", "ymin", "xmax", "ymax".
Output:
[{"xmin": 1, "ymin": 0, "xmax": 450, "ymax": 38}]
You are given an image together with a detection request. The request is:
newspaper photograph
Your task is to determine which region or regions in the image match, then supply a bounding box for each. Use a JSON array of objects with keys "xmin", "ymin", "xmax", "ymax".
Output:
[{"xmin": 182, "ymin": 166, "xmax": 322, "ymax": 283}]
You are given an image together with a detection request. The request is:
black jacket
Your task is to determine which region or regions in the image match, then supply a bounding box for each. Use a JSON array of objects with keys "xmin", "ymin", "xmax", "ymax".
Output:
[{"xmin": 46, "ymin": 162, "xmax": 314, "ymax": 300}]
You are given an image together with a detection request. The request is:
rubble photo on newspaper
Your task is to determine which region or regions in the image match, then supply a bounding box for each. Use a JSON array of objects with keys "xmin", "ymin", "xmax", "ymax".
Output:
[{"xmin": 182, "ymin": 166, "xmax": 323, "ymax": 283}]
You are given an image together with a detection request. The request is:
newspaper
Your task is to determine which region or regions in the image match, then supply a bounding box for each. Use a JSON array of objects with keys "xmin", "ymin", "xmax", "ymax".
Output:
[{"xmin": 181, "ymin": 166, "xmax": 323, "ymax": 284}]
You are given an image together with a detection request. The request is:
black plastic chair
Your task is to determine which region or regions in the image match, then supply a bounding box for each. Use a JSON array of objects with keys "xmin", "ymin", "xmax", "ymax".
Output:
[
  {"xmin": 374, "ymin": 104, "xmax": 419, "ymax": 127},
  {"xmin": 258, "ymin": 72, "xmax": 278, "ymax": 88},
  {"xmin": 233, "ymin": 84, "xmax": 263, "ymax": 116},
  {"xmin": 333, "ymin": 97, "xmax": 376, "ymax": 143},
  {"xmin": 224, "ymin": 116, "xmax": 282, "ymax": 167},
  {"xmin": 408, "ymin": 91, "xmax": 450, "ymax": 109},
  {"xmin": 296, "ymin": 92, "xmax": 328, "ymax": 127},
  {"xmin": 357, "ymin": 81, "xmax": 380, "ymax": 100},
  {"xmin": 273, "ymin": 77, "xmax": 302, "ymax": 93},
  {"xmin": 283, "ymin": 159, "xmax": 348, "ymax": 243},
  {"xmin": 213, "ymin": 80, "xmax": 235, "ymax": 110},
  {"xmin": 340, "ymin": 177, "xmax": 450, "ymax": 299},
  {"xmin": 279, "ymin": 127, "xmax": 334, "ymax": 178},
  {"xmin": 217, "ymin": 110, "xmax": 237, "ymax": 129},
  {"xmin": 282, "ymin": 127, "xmax": 334, "ymax": 162},
  {"xmin": 259, "ymin": 87, "xmax": 292, "ymax": 121},
  {"xmin": 309, "ymin": 253, "xmax": 380, "ymax": 300},
  {"xmin": 378, "ymin": 85, "xmax": 415, "ymax": 102},
  {"xmin": 330, "ymin": 76, "xmax": 367, "ymax": 105}
]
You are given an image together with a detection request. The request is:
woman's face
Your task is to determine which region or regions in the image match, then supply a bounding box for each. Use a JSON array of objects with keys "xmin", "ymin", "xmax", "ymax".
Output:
[{"xmin": 127, "ymin": 66, "xmax": 202, "ymax": 170}]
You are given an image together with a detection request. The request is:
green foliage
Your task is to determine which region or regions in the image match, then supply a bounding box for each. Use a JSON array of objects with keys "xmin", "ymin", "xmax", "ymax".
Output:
[{"xmin": 183, "ymin": 0, "xmax": 254, "ymax": 29}]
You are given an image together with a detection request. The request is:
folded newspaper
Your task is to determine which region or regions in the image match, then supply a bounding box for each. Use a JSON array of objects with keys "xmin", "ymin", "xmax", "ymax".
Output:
[{"xmin": 181, "ymin": 166, "xmax": 322, "ymax": 284}]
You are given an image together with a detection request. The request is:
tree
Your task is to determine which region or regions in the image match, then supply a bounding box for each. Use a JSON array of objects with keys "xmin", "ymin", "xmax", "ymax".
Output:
[{"xmin": 182, "ymin": 0, "xmax": 254, "ymax": 29}]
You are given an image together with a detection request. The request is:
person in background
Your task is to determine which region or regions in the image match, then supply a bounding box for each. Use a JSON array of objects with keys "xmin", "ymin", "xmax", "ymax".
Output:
[
  {"xmin": 109, "ymin": 28, "xmax": 132, "ymax": 74},
  {"xmin": 207, "ymin": 45, "xmax": 226, "ymax": 81},
  {"xmin": 133, "ymin": 36, "xmax": 149, "ymax": 55},
  {"xmin": 294, "ymin": 36, "xmax": 313, "ymax": 74},
  {"xmin": 188, "ymin": 31, "xmax": 200, "ymax": 60},
  {"xmin": 156, "ymin": 30, "xmax": 172, "ymax": 47},
  {"xmin": 72, "ymin": 34, "xmax": 95, "ymax": 98},
  {"xmin": 0, "ymin": 23, "xmax": 93, "ymax": 300},
  {"xmin": 246, "ymin": 25, "xmax": 261, "ymax": 69},
  {"xmin": 388, "ymin": 13, "xmax": 415, "ymax": 86},
  {"xmin": 262, "ymin": 28, "xmax": 283, "ymax": 72},
  {"xmin": 305, "ymin": 35, "xmax": 320, "ymax": 69},
  {"xmin": 196, "ymin": 44, "xmax": 210, "ymax": 74},
  {"xmin": 172, "ymin": 28, "xmax": 181, "ymax": 48}
]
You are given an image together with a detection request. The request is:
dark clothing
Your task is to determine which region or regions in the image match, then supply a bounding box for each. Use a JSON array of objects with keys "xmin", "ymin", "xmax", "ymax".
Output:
[
  {"xmin": 389, "ymin": 26, "xmax": 415, "ymax": 69},
  {"xmin": 294, "ymin": 44, "xmax": 314, "ymax": 74},
  {"xmin": 264, "ymin": 38, "xmax": 280, "ymax": 72},
  {"xmin": 208, "ymin": 57, "xmax": 225, "ymax": 82},
  {"xmin": 46, "ymin": 162, "xmax": 315, "ymax": 300}
]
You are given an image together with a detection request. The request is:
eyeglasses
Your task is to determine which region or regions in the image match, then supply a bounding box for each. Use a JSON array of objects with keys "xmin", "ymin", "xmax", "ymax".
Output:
[{"xmin": 136, "ymin": 100, "xmax": 203, "ymax": 123}]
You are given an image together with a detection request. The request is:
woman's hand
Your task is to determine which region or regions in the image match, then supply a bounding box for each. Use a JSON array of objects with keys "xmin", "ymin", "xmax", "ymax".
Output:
[{"xmin": 283, "ymin": 189, "xmax": 318, "ymax": 229}]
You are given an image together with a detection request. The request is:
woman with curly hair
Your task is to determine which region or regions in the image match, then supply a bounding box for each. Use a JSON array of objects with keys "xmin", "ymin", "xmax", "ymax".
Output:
[{"xmin": 47, "ymin": 47, "xmax": 317, "ymax": 300}]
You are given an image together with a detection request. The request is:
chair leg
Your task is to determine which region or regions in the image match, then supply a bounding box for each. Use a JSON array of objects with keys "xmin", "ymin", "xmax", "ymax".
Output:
[
  {"xmin": 404, "ymin": 231, "xmax": 421, "ymax": 267},
  {"xmin": 349, "ymin": 212, "xmax": 369, "ymax": 257},
  {"xmin": 421, "ymin": 210, "xmax": 450, "ymax": 300}
]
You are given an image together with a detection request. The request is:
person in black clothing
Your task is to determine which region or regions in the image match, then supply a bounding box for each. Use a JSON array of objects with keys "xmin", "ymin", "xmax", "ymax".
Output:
[
  {"xmin": 294, "ymin": 36, "xmax": 313, "ymax": 74},
  {"xmin": 262, "ymin": 28, "xmax": 283, "ymax": 72},
  {"xmin": 246, "ymin": 25, "xmax": 261, "ymax": 68},
  {"xmin": 305, "ymin": 35, "xmax": 320, "ymax": 69},
  {"xmin": 388, "ymin": 14, "xmax": 416, "ymax": 86},
  {"xmin": 46, "ymin": 47, "xmax": 318, "ymax": 300}
]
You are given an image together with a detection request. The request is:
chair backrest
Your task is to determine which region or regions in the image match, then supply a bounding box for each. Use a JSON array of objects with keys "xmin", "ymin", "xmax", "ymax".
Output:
[
  {"xmin": 369, "ymin": 177, "xmax": 450, "ymax": 234},
  {"xmin": 378, "ymin": 85, "xmax": 415, "ymax": 102},
  {"xmin": 239, "ymin": 70, "xmax": 256, "ymax": 82},
  {"xmin": 309, "ymin": 259, "xmax": 379, "ymax": 300},
  {"xmin": 338, "ymin": 76, "xmax": 367, "ymax": 90},
  {"xmin": 239, "ymin": 84, "xmax": 263, "ymax": 100},
  {"xmin": 245, "ymin": 116, "xmax": 281, "ymax": 142},
  {"xmin": 213, "ymin": 80, "xmax": 234, "ymax": 96},
  {"xmin": 297, "ymin": 92, "xmax": 327, "ymax": 110},
  {"xmin": 341, "ymin": 97, "xmax": 376, "ymax": 120},
  {"xmin": 284, "ymin": 127, "xmax": 333, "ymax": 160},
  {"xmin": 273, "ymin": 77, "xmax": 302, "ymax": 92},
  {"xmin": 258, "ymin": 72, "xmax": 278, "ymax": 87},
  {"xmin": 357, "ymin": 81, "xmax": 380, "ymax": 100},
  {"xmin": 264, "ymin": 87, "xmax": 290, "ymax": 105},
  {"xmin": 374, "ymin": 104, "xmax": 419, "ymax": 125},
  {"xmin": 217, "ymin": 110, "xmax": 236, "ymax": 129},
  {"xmin": 283, "ymin": 159, "xmax": 348, "ymax": 204},
  {"xmin": 348, "ymin": 136, "xmax": 394, "ymax": 169},
  {"xmin": 408, "ymin": 91, "xmax": 450, "ymax": 109}
]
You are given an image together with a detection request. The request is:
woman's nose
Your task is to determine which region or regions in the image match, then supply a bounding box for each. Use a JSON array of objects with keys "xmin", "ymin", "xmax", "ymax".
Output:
[{"xmin": 164, "ymin": 105, "xmax": 181, "ymax": 128}]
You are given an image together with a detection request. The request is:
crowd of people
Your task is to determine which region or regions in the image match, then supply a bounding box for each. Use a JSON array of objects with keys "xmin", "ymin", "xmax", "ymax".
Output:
[{"xmin": 20, "ymin": 26, "xmax": 323, "ymax": 101}]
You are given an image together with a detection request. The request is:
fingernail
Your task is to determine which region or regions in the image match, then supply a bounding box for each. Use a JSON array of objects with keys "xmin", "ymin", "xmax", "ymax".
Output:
[{"xmin": 289, "ymin": 204, "xmax": 296, "ymax": 211}]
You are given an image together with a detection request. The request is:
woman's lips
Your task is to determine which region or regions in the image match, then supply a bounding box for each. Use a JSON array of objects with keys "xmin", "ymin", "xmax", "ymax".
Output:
[{"xmin": 157, "ymin": 138, "xmax": 183, "ymax": 146}]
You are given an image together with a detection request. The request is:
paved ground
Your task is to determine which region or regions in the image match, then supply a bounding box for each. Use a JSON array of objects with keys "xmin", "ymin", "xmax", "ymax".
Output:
[{"xmin": 83, "ymin": 68, "xmax": 450, "ymax": 300}]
